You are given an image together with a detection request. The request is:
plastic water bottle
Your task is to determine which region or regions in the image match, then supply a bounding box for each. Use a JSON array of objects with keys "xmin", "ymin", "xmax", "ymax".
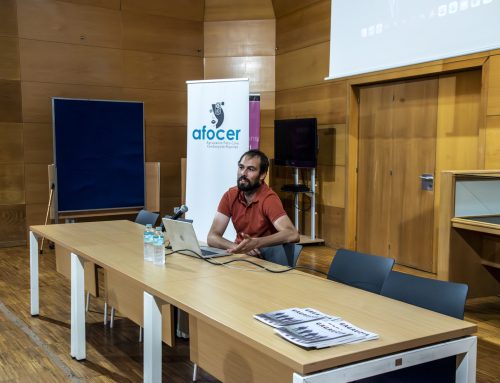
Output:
[
  {"xmin": 143, "ymin": 224, "xmax": 154, "ymax": 261},
  {"xmin": 155, "ymin": 227, "xmax": 163, "ymax": 235},
  {"xmin": 153, "ymin": 228, "xmax": 165, "ymax": 266},
  {"xmin": 155, "ymin": 227, "xmax": 164, "ymax": 247}
]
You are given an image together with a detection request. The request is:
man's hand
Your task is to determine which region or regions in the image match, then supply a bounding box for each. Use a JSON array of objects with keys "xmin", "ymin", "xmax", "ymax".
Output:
[{"xmin": 228, "ymin": 233, "xmax": 261, "ymax": 257}]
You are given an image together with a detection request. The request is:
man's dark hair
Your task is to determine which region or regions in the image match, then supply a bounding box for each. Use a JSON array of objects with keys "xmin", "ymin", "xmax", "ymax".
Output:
[{"xmin": 239, "ymin": 149, "xmax": 269, "ymax": 175}]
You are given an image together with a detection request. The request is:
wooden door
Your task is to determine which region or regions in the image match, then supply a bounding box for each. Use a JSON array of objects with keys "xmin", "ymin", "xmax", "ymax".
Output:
[
  {"xmin": 357, "ymin": 78, "xmax": 438, "ymax": 272},
  {"xmin": 357, "ymin": 83, "xmax": 394, "ymax": 257},
  {"xmin": 390, "ymin": 80, "xmax": 437, "ymax": 270}
]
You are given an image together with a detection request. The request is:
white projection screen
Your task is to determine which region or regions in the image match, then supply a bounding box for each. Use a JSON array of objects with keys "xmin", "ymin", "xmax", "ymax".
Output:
[{"xmin": 328, "ymin": 0, "xmax": 500, "ymax": 79}]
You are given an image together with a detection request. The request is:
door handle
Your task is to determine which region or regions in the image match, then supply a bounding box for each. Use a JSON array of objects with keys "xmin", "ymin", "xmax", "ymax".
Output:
[{"xmin": 420, "ymin": 173, "xmax": 434, "ymax": 191}]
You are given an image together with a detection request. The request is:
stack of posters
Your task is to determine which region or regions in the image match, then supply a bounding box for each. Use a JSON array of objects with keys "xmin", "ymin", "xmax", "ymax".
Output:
[{"xmin": 254, "ymin": 308, "xmax": 378, "ymax": 349}]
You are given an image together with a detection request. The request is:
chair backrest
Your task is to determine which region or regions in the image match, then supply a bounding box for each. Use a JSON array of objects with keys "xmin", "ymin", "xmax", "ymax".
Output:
[
  {"xmin": 381, "ymin": 271, "xmax": 468, "ymax": 319},
  {"xmin": 327, "ymin": 248, "xmax": 395, "ymax": 294},
  {"xmin": 285, "ymin": 243, "xmax": 303, "ymax": 267},
  {"xmin": 260, "ymin": 243, "xmax": 303, "ymax": 267},
  {"xmin": 135, "ymin": 209, "xmax": 159, "ymax": 227}
]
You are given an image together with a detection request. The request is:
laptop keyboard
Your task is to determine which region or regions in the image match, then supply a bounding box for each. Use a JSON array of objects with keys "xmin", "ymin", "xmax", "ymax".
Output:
[{"xmin": 201, "ymin": 249, "xmax": 218, "ymax": 256}]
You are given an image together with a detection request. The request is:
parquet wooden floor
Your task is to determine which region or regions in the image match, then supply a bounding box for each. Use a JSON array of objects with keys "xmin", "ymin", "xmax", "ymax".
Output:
[{"xmin": 0, "ymin": 245, "xmax": 498, "ymax": 382}]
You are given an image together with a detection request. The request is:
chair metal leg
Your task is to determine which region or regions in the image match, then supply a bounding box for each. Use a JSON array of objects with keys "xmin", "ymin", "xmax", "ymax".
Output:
[
  {"xmin": 85, "ymin": 291, "xmax": 90, "ymax": 312},
  {"xmin": 110, "ymin": 307, "xmax": 115, "ymax": 328},
  {"xmin": 103, "ymin": 302, "xmax": 108, "ymax": 326},
  {"xmin": 192, "ymin": 363, "xmax": 198, "ymax": 381},
  {"xmin": 139, "ymin": 326, "xmax": 143, "ymax": 342}
]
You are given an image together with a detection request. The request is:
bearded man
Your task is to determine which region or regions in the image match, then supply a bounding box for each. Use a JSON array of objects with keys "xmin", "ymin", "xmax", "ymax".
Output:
[{"xmin": 207, "ymin": 150, "xmax": 300, "ymax": 259}]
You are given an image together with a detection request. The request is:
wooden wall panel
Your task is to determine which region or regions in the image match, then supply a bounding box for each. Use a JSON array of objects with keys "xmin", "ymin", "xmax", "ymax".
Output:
[
  {"xmin": 121, "ymin": 0, "xmax": 204, "ymax": 21},
  {"xmin": 122, "ymin": 11, "xmax": 203, "ymax": 56},
  {"xmin": 302, "ymin": 204, "xmax": 344, "ymax": 248},
  {"xmin": 21, "ymin": 82, "xmax": 122, "ymax": 123},
  {"xmin": 123, "ymin": 51, "xmax": 203, "ymax": 91},
  {"xmin": 321, "ymin": 205, "xmax": 345, "ymax": 248},
  {"xmin": 260, "ymin": 90, "xmax": 276, "ymax": 156},
  {"xmin": 272, "ymin": 0, "xmax": 322, "ymax": 18},
  {"xmin": 159, "ymin": 162, "xmax": 182, "ymax": 216},
  {"xmin": 160, "ymin": 197, "xmax": 182, "ymax": 218},
  {"xmin": 145, "ymin": 125, "xmax": 187, "ymax": 163},
  {"xmin": 204, "ymin": 56, "xmax": 275, "ymax": 92},
  {"xmin": 17, "ymin": 0, "xmax": 122, "ymax": 48},
  {"xmin": 19, "ymin": 39, "xmax": 123, "ymax": 86},
  {"xmin": 145, "ymin": 162, "xmax": 160, "ymax": 213},
  {"xmin": 0, "ymin": 80, "xmax": 22, "ymax": 122},
  {"xmin": 23, "ymin": 123, "xmax": 53, "ymax": 164},
  {"xmin": 434, "ymin": 69, "xmax": 483, "ymax": 263},
  {"xmin": 25, "ymin": 203, "xmax": 47, "ymax": 231},
  {"xmin": 273, "ymin": 2, "xmax": 344, "ymax": 246},
  {"xmin": 259, "ymin": 91, "xmax": 275, "ymax": 111},
  {"xmin": 0, "ymin": 0, "xmax": 21, "ymax": 245},
  {"xmin": 276, "ymin": 42, "xmax": 330, "ymax": 90},
  {"xmin": 204, "ymin": 0, "xmax": 275, "ymax": 21},
  {"xmin": 317, "ymin": 165, "xmax": 345, "ymax": 208},
  {"xmin": 0, "ymin": 0, "xmax": 18, "ymax": 37},
  {"xmin": 204, "ymin": 20, "xmax": 276, "ymax": 57},
  {"xmin": 436, "ymin": 71, "xmax": 481, "ymax": 172},
  {"xmin": 275, "ymin": 82, "xmax": 346, "ymax": 123},
  {"xmin": 485, "ymin": 116, "xmax": 500, "ymax": 169},
  {"xmin": 57, "ymin": 0, "xmax": 120, "ymax": 10},
  {"xmin": 0, "ymin": 37, "xmax": 20, "ymax": 80},
  {"xmin": 317, "ymin": 124, "xmax": 345, "ymax": 167},
  {"xmin": 261, "ymin": 108, "xmax": 275, "ymax": 128},
  {"xmin": 0, "ymin": 164, "xmax": 25, "ymax": 204},
  {"xmin": 259, "ymin": 126, "xmax": 274, "ymax": 157},
  {"xmin": 160, "ymin": 162, "xmax": 182, "ymax": 198},
  {"xmin": 202, "ymin": 9, "xmax": 277, "ymax": 173},
  {"xmin": 0, "ymin": 123, "xmax": 23, "ymax": 163},
  {"xmin": 487, "ymin": 55, "xmax": 500, "ymax": 116},
  {"xmin": 181, "ymin": 158, "xmax": 186, "ymax": 204},
  {"xmin": 122, "ymin": 88, "xmax": 187, "ymax": 125},
  {"xmin": 0, "ymin": 205, "xmax": 26, "ymax": 247},
  {"xmin": 11, "ymin": 0, "xmax": 206, "ymax": 240},
  {"xmin": 25, "ymin": 164, "xmax": 49, "ymax": 205},
  {"xmin": 276, "ymin": 0, "xmax": 329, "ymax": 54},
  {"xmin": 345, "ymin": 56, "xmax": 487, "ymax": 88},
  {"xmin": 260, "ymin": 92, "xmax": 276, "ymax": 136}
]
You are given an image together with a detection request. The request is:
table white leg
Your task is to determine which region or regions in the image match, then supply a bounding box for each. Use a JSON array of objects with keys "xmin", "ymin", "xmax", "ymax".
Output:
[
  {"xmin": 30, "ymin": 231, "xmax": 39, "ymax": 316},
  {"xmin": 292, "ymin": 336, "xmax": 477, "ymax": 383},
  {"xmin": 192, "ymin": 363, "xmax": 198, "ymax": 381},
  {"xmin": 70, "ymin": 252, "xmax": 86, "ymax": 360},
  {"xmin": 456, "ymin": 336, "xmax": 477, "ymax": 383},
  {"xmin": 144, "ymin": 291, "xmax": 162, "ymax": 383}
]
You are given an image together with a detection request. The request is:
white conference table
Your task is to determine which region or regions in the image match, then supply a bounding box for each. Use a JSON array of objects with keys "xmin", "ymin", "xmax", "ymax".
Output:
[{"xmin": 29, "ymin": 221, "xmax": 477, "ymax": 382}]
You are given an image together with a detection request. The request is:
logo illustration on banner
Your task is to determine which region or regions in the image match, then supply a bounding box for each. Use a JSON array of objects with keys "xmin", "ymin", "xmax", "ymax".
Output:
[
  {"xmin": 192, "ymin": 101, "xmax": 241, "ymax": 149},
  {"xmin": 210, "ymin": 102, "xmax": 224, "ymax": 129}
]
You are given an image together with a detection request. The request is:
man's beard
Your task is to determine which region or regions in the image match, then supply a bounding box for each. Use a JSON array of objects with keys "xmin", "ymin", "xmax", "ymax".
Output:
[{"xmin": 237, "ymin": 176, "xmax": 261, "ymax": 192}]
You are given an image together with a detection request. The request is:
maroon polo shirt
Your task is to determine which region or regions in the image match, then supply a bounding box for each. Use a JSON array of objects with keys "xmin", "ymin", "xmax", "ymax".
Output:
[{"xmin": 217, "ymin": 183, "xmax": 287, "ymax": 243}]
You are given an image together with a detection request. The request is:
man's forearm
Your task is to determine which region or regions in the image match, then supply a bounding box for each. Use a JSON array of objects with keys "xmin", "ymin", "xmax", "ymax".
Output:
[
  {"xmin": 207, "ymin": 233, "xmax": 235, "ymax": 250},
  {"xmin": 255, "ymin": 228, "xmax": 300, "ymax": 249}
]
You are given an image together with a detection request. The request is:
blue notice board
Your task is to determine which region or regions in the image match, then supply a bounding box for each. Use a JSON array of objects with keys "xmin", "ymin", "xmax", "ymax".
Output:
[{"xmin": 53, "ymin": 98, "xmax": 145, "ymax": 213}]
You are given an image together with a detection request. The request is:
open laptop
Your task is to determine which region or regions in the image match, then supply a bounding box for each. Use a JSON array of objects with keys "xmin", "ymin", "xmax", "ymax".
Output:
[{"xmin": 162, "ymin": 218, "xmax": 229, "ymax": 258}]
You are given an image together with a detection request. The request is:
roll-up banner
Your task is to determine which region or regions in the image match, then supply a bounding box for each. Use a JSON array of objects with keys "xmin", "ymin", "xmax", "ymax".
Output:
[{"xmin": 186, "ymin": 78, "xmax": 250, "ymax": 242}]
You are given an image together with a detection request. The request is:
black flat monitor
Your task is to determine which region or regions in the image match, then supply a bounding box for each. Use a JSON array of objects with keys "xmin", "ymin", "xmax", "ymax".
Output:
[{"xmin": 274, "ymin": 118, "xmax": 317, "ymax": 168}]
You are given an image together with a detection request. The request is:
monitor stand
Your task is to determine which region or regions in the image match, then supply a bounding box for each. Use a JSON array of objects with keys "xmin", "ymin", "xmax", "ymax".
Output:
[{"xmin": 282, "ymin": 168, "xmax": 323, "ymax": 244}]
